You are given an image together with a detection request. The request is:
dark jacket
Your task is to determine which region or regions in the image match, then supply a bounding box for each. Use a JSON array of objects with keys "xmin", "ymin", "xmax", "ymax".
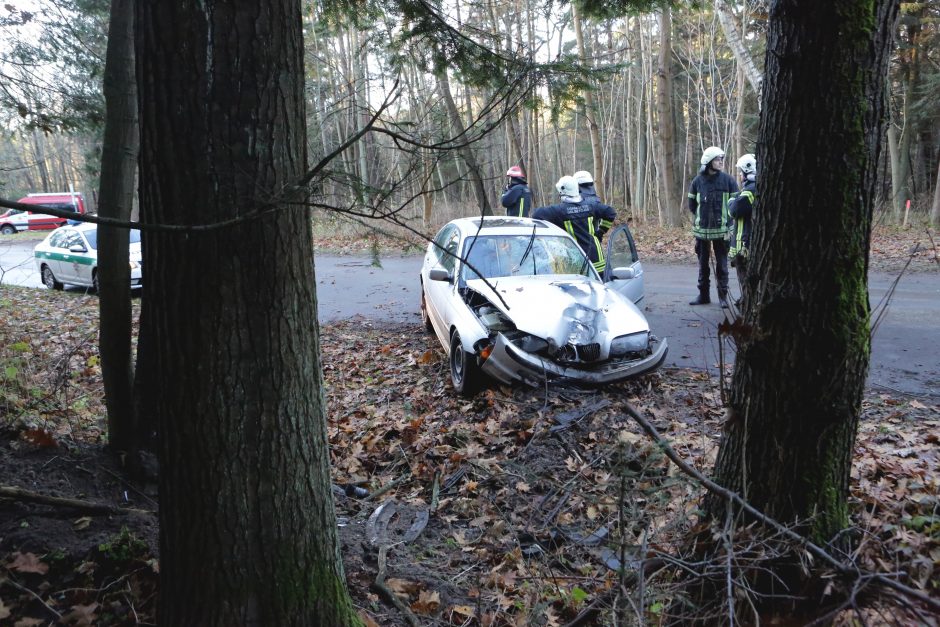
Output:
[
  {"xmin": 728, "ymin": 179, "xmax": 756, "ymax": 259},
  {"xmin": 688, "ymin": 170, "xmax": 738, "ymax": 240},
  {"xmin": 579, "ymin": 184, "xmax": 600, "ymax": 205},
  {"xmin": 533, "ymin": 200, "xmax": 616, "ymax": 273},
  {"xmin": 501, "ymin": 180, "xmax": 532, "ymax": 217}
]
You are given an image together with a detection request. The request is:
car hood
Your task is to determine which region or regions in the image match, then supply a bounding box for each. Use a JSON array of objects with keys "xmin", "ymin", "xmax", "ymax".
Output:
[{"xmin": 465, "ymin": 275, "xmax": 649, "ymax": 343}]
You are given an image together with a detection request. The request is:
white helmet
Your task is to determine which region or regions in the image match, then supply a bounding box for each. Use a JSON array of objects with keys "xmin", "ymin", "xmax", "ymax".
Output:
[
  {"xmin": 700, "ymin": 146, "xmax": 725, "ymax": 166},
  {"xmin": 573, "ymin": 170, "xmax": 594, "ymax": 185},
  {"xmin": 556, "ymin": 175, "xmax": 580, "ymax": 198},
  {"xmin": 736, "ymin": 154, "xmax": 756, "ymax": 179}
]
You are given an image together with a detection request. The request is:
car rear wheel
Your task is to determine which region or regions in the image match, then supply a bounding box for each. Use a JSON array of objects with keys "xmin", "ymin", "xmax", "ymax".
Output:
[
  {"xmin": 0, "ymin": 225, "xmax": 16, "ymax": 235},
  {"xmin": 449, "ymin": 330, "xmax": 481, "ymax": 397},
  {"xmin": 41, "ymin": 265, "xmax": 63, "ymax": 290},
  {"xmin": 420, "ymin": 286, "xmax": 433, "ymax": 333},
  {"xmin": 92, "ymin": 271, "xmax": 99, "ymax": 293}
]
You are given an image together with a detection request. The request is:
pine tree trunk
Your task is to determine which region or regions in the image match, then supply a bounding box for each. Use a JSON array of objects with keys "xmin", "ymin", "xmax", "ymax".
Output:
[
  {"xmin": 136, "ymin": 2, "xmax": 359, "ymax": 624},
  {"xmin": 98, "ymin": 0, "xmax": 138, "ymax": 453},
  {"xmin": 706, "ymin": 0, "xmax": 900, "ymax": 545},
  {"xmin": 572, "ymin": 3, "xmax": 605, "ymax": 200},
  {"xmin": 655, "ymin": 8, "xmax": 681, "ymax": 226}
]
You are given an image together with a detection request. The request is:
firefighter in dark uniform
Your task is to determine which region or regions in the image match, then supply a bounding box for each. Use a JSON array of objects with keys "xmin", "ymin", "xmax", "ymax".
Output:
[
  {"xmin": 728, "ymin": 153, "xmax": 757, "ymax": 305},
  {"xmin": 533, "ymin": 175, "xmax": 616, "ymax": 275},
  {"xmin": 573, "ymin": 170, "xmax": 600, "ymax": 204},
  {"xmin": 501, "ymin": 165, "xmax": 532, "ymax": 217},
  {"xmin": 688, "ymin": 146, "xmax": 739, "ymax": 308}
]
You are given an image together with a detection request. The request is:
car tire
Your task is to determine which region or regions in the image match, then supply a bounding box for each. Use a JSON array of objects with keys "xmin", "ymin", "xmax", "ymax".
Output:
[
  {"xmin": 420, "ymin": 286, "xmax": 433, "ymax": 333},
  {"xmin": 92, "ymin": 271, "xmax": 99, "ymax": 293},
  {"xmin": 449, "ymin": 330, "xmax": 481, "ymax": 398},
  {"xmin": 0, "ymin": 225, "xmax": 16, "ymax": 235},
  {"xmin": 41, "ymin": 265, "xmax": 63, "ymax": 290}
]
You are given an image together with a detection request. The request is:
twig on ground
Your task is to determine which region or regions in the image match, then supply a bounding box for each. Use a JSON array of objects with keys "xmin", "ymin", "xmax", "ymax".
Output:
[
  {"xmin": 1, "ymin": 576, "xmax": 63, "ymax": 620},
  {"xmin": 371, "ymin": 544, "xmax": 421, "ymax": 627},
  {"xmin": 621, "ymin": 401, "xmax": 940, "ymax": 615},
  {"xmin": 0, "ymin": 485, "xmax": 151, "ymax": 516}
]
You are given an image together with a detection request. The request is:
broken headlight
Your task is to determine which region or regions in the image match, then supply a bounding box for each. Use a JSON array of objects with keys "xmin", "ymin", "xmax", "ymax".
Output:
[
  {"xmin": 610, "ymin": 331, "xmax": 649, "ymax": 356},
  {"xmin": 563, "ymin": 304, "xmax": 598, "ymax": 344}
]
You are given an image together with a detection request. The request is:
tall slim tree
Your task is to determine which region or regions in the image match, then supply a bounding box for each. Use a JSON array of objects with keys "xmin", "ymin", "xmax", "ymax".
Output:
[
  {"xmin": 707, "ymin": 0, "xmax": 900, "ymax": 547},
  {"xmin": 136, "ymin": 1, "xmax": 359, "ymax": 623},
  {"xmin": 97, "ymin": 0, "xmax": 138, "ymax": 454}
]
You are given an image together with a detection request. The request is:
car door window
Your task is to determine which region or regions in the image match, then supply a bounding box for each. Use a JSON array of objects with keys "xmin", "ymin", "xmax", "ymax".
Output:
[
  {"xmin": 64, "ymin": 232, "xmax": 85, "ymax": 251},
  {"xmin": 606, "ymin": 226, "xmax": 639, "ymax": 269},
  {"xmin": 439, "ymin": 228, "xmax": 460, "ymax": 273},
  {"xmin": 48, "ymin": 231, "xmax": 68, "ymax": 249}
]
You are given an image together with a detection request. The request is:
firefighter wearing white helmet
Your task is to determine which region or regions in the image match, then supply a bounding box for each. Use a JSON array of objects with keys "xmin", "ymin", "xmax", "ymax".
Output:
[
  {"xmin": 688, "ymin": 146, "xmax": 739, "ymax": 307},
  {"xmin": 573, "ymin": 170, "xmax": 600, "ymax": 205},
  {"xmin": 501, "ymin": 165, "xmax": 532, "ymax": 217},
  {"xmin": 728, "ymin": 153, "xmax": 757, "ymax": 303},
  {"xmin": 533, "ymin": 175, "xmax": 616, "ymax": 274}
]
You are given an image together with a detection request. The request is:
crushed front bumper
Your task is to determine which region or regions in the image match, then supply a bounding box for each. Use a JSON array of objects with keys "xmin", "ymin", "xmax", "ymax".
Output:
[{"xmin": 480, "ymin": 334, "xmax": 668, "ymax": 386}]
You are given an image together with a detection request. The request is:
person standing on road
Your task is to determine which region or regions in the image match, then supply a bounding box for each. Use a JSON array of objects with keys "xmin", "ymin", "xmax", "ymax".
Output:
[
  {"xmin": 534, "ymin": 175, "xmax": 616, "ymax": 274},
  {"xmin": 728, "ymin": 153, "xmax": 757, "ymax": 304},
  {"xmin": 688, "ymin": 146, "xmax": 739, "ymax": 308},
  {"xmin": 501, "ymin": 165, "xmax": 532, "ymax": 217}
]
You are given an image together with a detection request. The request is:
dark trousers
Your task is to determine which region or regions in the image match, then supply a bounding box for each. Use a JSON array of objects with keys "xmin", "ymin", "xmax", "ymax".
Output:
[{"xmin": 694, "ymin": 238, "xmax": 730, "ymax": 296}]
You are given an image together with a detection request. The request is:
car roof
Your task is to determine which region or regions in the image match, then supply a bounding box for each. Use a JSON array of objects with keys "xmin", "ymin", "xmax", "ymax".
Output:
[{"xmin": 449, "ymin": 216, "xmax": 564, "ymax": 236}]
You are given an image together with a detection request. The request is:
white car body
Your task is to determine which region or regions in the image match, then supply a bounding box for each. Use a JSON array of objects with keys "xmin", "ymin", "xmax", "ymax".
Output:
[
  {"xmin": 34, "ymin": 223, "xmax": 142, "ymax": 291},
  {"xmin": 420, "ymin": 216, "xmax": 667, "ymax": 395}
]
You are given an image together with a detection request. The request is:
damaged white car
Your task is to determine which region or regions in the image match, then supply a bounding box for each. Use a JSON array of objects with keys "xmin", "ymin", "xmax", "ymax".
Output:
[{"xmin": 420, "ymin": 216, "xmax": 667, "ymax": 396}]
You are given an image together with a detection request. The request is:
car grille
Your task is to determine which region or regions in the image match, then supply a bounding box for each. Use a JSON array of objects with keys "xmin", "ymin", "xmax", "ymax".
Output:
[{"xmin": 577, "ymin": 343, "xmax": 601, "ymax": 362}]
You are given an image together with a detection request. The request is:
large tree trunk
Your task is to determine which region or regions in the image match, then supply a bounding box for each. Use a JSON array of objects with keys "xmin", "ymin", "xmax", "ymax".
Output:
[
  {"xmin": 706, "ymin": 0, "xmax": 900, "ymax": 544},
  {"xmin": 655, "ymin": 8, "xmax": 681, "ymax": 226},
  {"xmin": 931, "ymin": 157, "xmax": 940, "ymax": 228},
  {"xmin": 436, "ymin": 69, "xmax": 492, "ymax": 215},
  {"xmin": 572, "ymin": 2, "xmax": 605, "ymax": 200},
  {"xmin": 97, "ymin": 0, "xmax": 138, "ymax": 454},
  {"xmin": 136, "ymin": 2, "xmax": 359, "ymax": 624}
]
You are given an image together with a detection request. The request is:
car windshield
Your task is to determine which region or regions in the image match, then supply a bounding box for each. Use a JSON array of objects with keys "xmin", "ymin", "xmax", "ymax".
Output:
[
  {"xmin": 81, "ymin": 228, "xmax": 140, "ymax": 250},
  {"xmin": 460, "ymin": 234, "xmax": 594, "ymax": 281}
]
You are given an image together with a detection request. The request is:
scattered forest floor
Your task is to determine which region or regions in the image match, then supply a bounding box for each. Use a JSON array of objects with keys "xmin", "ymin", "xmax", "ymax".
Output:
[{"xmin": 0, "ymin": 225, "xmax": 938, "ymax": 625}]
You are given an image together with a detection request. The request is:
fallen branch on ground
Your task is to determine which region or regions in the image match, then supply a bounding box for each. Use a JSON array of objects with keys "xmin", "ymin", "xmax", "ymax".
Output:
[
  {"xmin": 621, "ymin": 402, "xmax": 940, "ymax": 615},
  {"xmin": 0, "ymin": 485, "xmax": 151, "ymax": 516}
]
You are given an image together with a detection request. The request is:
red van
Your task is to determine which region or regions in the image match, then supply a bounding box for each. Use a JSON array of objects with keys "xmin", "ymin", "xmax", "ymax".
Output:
[{"xmin": 0, "ymin": 192, "xmax": 87, "ymax": 234}]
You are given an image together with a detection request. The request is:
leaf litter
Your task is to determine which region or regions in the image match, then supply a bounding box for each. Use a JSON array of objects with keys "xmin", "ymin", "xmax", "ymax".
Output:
[{"xmin": 0, "ymin": 228, "xmax": 938, "ymax": 624}]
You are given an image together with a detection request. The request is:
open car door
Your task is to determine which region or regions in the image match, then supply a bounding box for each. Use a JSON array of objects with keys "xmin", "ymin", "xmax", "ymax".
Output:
[{"xmin": 603, "ymin": 224, "xmax": 645, "ymax": 304}]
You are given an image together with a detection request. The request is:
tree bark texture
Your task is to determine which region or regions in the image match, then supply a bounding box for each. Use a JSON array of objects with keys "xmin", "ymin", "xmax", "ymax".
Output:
[
  {"xmin": 98, "ymin": 0, "xmax": 138, "ymax": 453},
  {"xmin": 706, "ymin": 0, "xmax": 900, "ymax": 544},
  {"xmin": 655, "ymin": 8, "xmax": 681, "ymax": 226},
  {"xmin": 136, "ymin": 2, "xmax": 359, "ymax": 624},
  {"xmin": 436, "ymin": 69, "xmax": 492, "ymax": 215},
  {"xmin": 572, "ymin": 2, "xmax": 605, "ymax": 200}
]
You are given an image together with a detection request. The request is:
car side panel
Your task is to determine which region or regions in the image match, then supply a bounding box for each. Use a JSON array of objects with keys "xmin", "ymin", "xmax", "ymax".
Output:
[{"xmin": 604, "ymin": 225, "xmax": 645, "ymax": 304}]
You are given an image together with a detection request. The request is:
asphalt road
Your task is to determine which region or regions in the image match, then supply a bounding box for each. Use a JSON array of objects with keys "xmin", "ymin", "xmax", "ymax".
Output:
[{"xmin": 2, "ymin": 238, "xmax": 938, "ymax": 399}]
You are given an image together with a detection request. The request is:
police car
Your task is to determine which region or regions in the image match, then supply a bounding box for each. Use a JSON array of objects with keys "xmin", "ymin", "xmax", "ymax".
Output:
[{"xmin": 34, "ymin": 223, "xmax": 142, "ymax": 291}]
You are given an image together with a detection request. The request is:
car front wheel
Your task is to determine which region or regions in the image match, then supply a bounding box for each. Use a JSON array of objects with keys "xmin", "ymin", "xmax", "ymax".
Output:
[
  {"xmin": 0, "ymin": 225, "xmax": 16, "ymax": 235},
  {"xmin": 449, "ymin": 330, "xmax": 481, "ymax": 397},
  {"xmin": 41, "ymin": 265, "xmax": 63, "ymax": 290}
]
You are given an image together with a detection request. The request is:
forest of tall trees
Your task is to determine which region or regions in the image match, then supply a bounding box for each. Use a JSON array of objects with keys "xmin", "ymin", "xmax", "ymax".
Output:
[{"xmin": 2, "ymin": 1, "xmax": 939, "ymax": 228}]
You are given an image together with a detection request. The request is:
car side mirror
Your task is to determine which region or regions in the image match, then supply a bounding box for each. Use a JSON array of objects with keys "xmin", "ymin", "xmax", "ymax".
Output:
[
  {"xmin": 68, "ymin": 245, "xmax": 87, "ymax": 253},
  {"xmin": 610, "ymin": 266, "xmax": 636, "ymax": 280},
  {"xmin": 429, "ymin": 268, "xmax": 452, "ymax": 283}
]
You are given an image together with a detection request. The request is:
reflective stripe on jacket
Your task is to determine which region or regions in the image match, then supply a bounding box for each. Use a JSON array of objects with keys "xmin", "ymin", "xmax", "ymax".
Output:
[
  {"xmin": 501, "ymin": 183, "xmax": 532, "ymax": 217},
  {"xmin": 688, "ymin": 170, "xmax": 738, "ymax": 240},
  {"xmin": 728, "ymin": 181, "xmax": 756, "ymax": 258},
  {"xmin": 533, "ymin": 200, "xmax": 616, "ymax": 272}
]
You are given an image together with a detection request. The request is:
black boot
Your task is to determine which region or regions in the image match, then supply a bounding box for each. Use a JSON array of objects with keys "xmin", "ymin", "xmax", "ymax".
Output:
[
  {"xmin": 718, "ymin": 290, "xmax": 729, "ymax": 309},
  {"xmin": 689, "ymin": 291, "xmax": 711, "ymax": 306}
]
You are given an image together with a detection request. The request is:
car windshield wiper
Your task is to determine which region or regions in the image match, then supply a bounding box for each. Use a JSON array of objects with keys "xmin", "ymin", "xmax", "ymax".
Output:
[{"xmin": 517, "ymin": 224, "xmax": 537, "ymax": 273}]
